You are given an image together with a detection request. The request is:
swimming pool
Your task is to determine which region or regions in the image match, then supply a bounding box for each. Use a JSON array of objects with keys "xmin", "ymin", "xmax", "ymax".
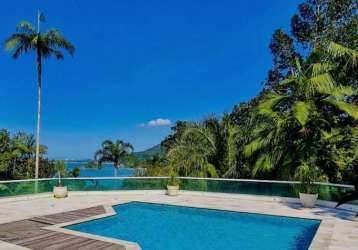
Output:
[{"xmin": 66, "ymin": 202, "xmax": 320, "ymax": 250}]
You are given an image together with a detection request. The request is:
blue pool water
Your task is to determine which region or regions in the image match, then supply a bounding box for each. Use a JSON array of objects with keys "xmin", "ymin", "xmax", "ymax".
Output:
[{"xmin": 66, "ymin": 202, "xmax": 320, "ymax": 250}]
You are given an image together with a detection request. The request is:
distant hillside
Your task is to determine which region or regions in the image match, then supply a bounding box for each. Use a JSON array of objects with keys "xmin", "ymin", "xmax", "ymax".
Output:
[
  {"xmin": 133, "ymin": 144, "xmax": 165, "ymax": 161},
  {"xmin": 62, "ymin": 145, "xmax": 165, "ymax": 164}
]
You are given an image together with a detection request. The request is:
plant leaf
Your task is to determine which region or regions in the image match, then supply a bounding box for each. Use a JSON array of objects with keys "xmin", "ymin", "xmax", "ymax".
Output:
[{"xmin": 293, "ymin": 101, "xmax": 313, "ymax": 127}]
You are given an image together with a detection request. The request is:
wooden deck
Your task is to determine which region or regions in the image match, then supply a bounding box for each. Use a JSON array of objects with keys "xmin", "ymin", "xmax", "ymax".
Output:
[
  {"xmin": 0, "ymin": 206, "xmax": 126, "ymax": 250},
  {"xmin": 30, "ymin": 206, "xmax": 106, "ymax": 225}
]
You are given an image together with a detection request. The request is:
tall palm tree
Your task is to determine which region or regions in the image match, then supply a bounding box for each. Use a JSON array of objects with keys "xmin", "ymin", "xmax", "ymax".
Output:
[
  {"xmin": 4, "ymin": 11, "xmax": 74, "ymax": 179},
  {"xmin": 244, "ymin": 42, "xmax": 358, "ymax": 180},
  {"xmin": 94, "ymin": 140, "xmax": 134, "ymax": 174}
]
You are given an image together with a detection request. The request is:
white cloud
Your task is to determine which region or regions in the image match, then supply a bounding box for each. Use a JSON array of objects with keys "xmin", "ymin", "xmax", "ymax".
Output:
[{"xmin": 140, "ymin": 118, "xmax": 172, "ymax": 127}]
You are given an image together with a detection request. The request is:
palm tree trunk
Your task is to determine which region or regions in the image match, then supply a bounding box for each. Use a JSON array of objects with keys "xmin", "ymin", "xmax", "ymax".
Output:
[{"xmin": 34, "ymin": 48, "xmax": 42, "ymax": 179}]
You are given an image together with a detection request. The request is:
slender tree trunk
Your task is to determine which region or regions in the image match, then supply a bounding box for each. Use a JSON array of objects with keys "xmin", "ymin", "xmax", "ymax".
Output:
[{"xmin": 35, "ymin": 49, "xmax": 42, "ymax": 179}]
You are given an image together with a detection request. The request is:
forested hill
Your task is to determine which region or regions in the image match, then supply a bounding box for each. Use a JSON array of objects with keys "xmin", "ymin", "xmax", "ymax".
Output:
[{"xmin": 133, "ymin": 144, "xmax": 165, "ymax": 161}]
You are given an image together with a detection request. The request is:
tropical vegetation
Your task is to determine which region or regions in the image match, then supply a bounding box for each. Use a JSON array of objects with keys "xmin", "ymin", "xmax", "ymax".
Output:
[
  {"xmin": 0, "ymin": 129, "xmax": 68, "ymax": 180},
  {"xmin": 139, "ymin": 0, "xmax": 358, "ymax": 191},
  {"xmin": 244, "ymin": 44, "xmax": 358, "ymax": 182}
]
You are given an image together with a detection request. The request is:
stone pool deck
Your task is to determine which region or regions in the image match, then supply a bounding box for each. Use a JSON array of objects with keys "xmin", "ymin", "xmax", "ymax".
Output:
[{"xmin": 0, "ymin": 190, "xmax": 357, "ymax": 250}]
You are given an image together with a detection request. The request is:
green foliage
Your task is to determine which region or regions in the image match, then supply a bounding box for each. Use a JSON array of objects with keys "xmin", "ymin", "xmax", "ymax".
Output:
[
  {"xmin": 266, "ymin": 29, "xmax": 301, "ymax": 89},
  {"xmin": 166, "ymin": 115, "xmax": 236, "ymax": 177},
  {"xmin": 327, "ymin": 42, "xmax": 358, "ymax": 66},
  {"xmin": 290, "ymin": 0, "xmax": 357, "ymax": 48},
  {"xmin": 266, "ymin": 0, "xmax": 357, "ymax": 89},
  {"xmin": 293, "ymin": 101, "xmax": 313, "ymax": 126},
  {"xmin": 294, "ymin": 163, "xmax": 326, "ymax": 194},
  {"xmin": 54, "ymin": 160, "xmax": 66, "ymax": 177},
  {"xmin": 5, "ymin": 17, "xmax": 74, "ymax": 59},
  {"xmin": 136, "ymin": 165, "xmax": 170, "ymax": 177},
  {"xmin": 121, "ymin": 154, "xmax": 141, "ymax": 168},
  {"xmin": 246, "ymin": 44, "xmax": 358, "ymax": 181},
  {"xmin": 161, "ymin": 121, "xmax": 191, "ymax": 151},
  {"xmin": 0, "ymin": 129, "xmax": 56, "ymax": 180},
  {"xmin": 167, "ymin": 169, "xmax": 180, "ymax": 186},
  {"xmin": 70, "ymin": 167, "xmax": 81, "ymax": 177},
  {"xmin": 133, "ymin": 145, "xmax": 165, "ymax": 161},
  {"xmin": 135, "ymin": 153, "xmax": 169, "ymax": 176}
]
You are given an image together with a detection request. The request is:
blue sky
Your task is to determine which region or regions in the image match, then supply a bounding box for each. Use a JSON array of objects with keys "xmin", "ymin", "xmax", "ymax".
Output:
[{"xmin": 0, "ymin": 0, "xmax": 301, "ymax": 159}]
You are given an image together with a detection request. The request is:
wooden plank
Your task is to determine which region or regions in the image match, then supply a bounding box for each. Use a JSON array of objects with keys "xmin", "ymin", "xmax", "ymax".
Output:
[
  {"xmin": 30, "ymin": 206, "xmax": 106, "ymax": 225},
  {"xmin": 0, "ymin": 220, "xmax": 50, "ymax": 243},
  {"xmin": 20, "ymin": 232, "xmax": 78, "ymax": 249},
  {"xmin": 14, "ymin": 231, "xmax": 59, "ymax": 245}
]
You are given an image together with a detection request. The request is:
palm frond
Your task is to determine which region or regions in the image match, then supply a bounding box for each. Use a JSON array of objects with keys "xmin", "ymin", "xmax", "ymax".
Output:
[
  {"xmin": 16, "ymin": 20, "xmax": 36, "ymax": 33},
  {"xmin": 330, "ymin": 86, "xmax": 356, "ymax": 99},
  {"xmin": 306, "ymin": 73, "xmax": 335, "ymax": 96},
  {"xmin": 5, "ymin": 33, "xmax": 37, "ymax": 59},
  {"xmin": 5, "ymin": 20, "xmax": 75, "ymax": 61},
  {"xmin": 310, "ymin": 63, "xmax": 333, "ymax": 76},
  {"xmin": 328, "ymin": 42, "xmax": 358, "ymax": 66},
  {"xmin": 4, "ymin": 36, "xmax": 20, "ymax": 51},
  {"xmin": 252, "ymin": 154, "xmax": 274, "ymax": 176},
  {"xmin": 206, "ymin": 163, "xmax": 218, "ymax": 177},
  {"xmin": 244, "ymin": 139, "xmax": 267, "ymax": 157},
  {"xmin": 293, "ymin": 101, "xmax": 313, "ymax": 127},
  {"xmin": 183, "ymin": 127, "xmax": 216, "ymax": 153},
  {"xmin": 42, "ymin": 47, "xmax": 64, "ymax": 59},
  {"xmin": 257, "ymin": 93, "xmax": 286, "ymax": 117},
  {"xmin": 279, "ymin": 77, "xmax": 296, "ymax": 86},
  {"xmin": 43, "ymin": 29, "xmax": 75, "ymax": 56},
  {"xmin": 325, "ymin": 98, "xmax": 358, "ymax": 119},
  {"xmin": 321, "ymin": 128, "xmax": 340, "ymax": 140},
  {"xmin": 227, "ymin": 126, "xmax": 240, "ymax": 168},
  {"xmin": 294, "ymin": 58, "xmax": 303, "ymax": 75}
]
